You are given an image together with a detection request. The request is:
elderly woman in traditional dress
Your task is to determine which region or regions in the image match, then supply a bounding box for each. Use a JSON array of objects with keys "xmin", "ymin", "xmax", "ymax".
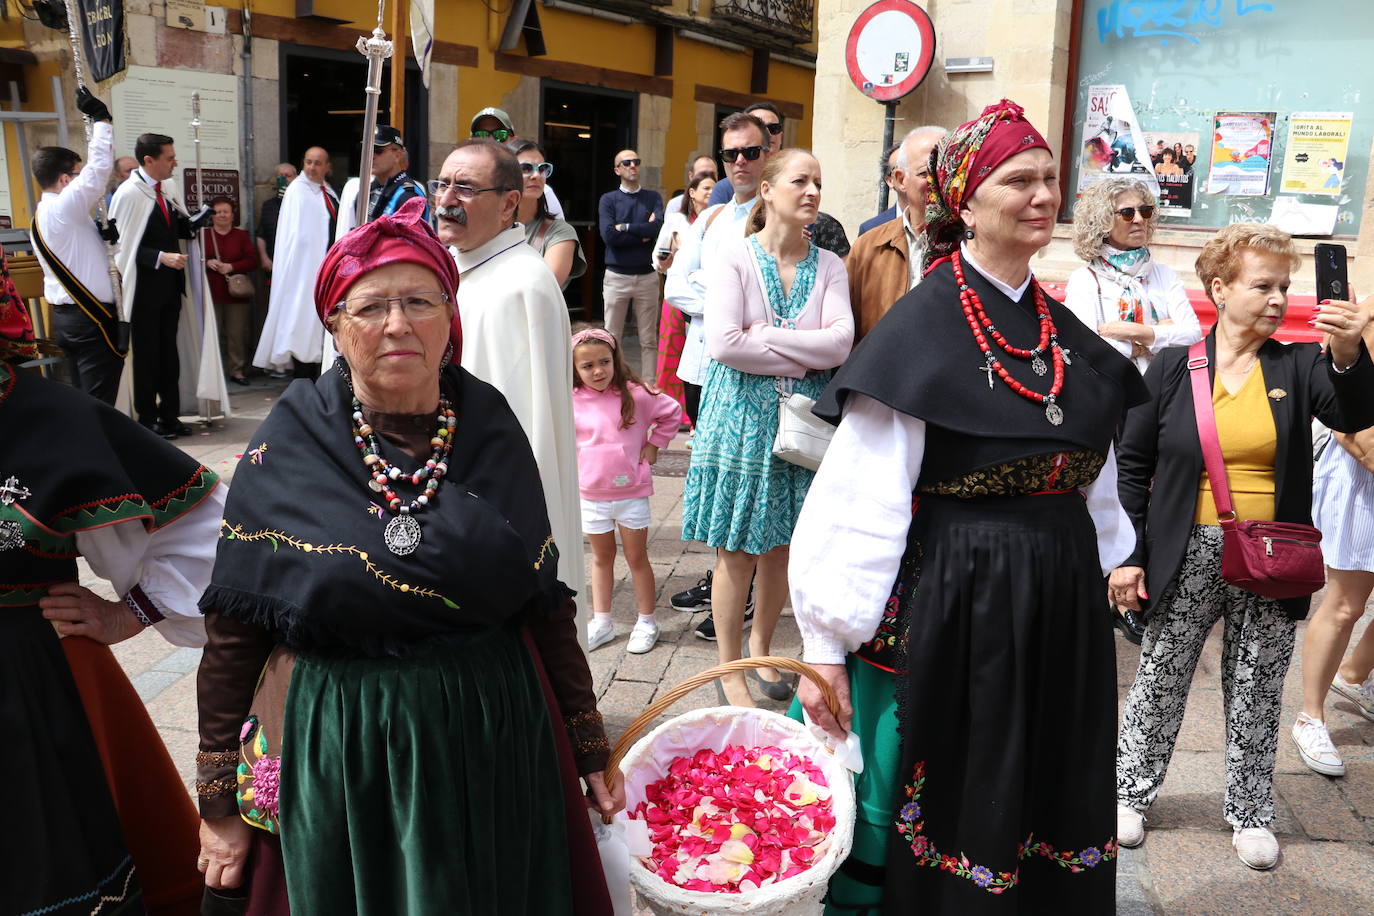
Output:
[
  {"xmin": 790, "ymin": 100, "xmax": 1146, "ymax": 913},
  {"xmin": 1113, "ymin": 223, "xmax": 1374, "ymax": 870},
  {"xmin": 194, "ymin": 197, "xmax": 619, "ymax": 913}
]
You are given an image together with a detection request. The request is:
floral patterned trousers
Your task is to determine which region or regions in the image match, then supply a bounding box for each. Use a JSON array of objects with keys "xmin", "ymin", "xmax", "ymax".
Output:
[{"xmin": 1117, "ymin": 525, "xmax": 1296, "ymax": 829}]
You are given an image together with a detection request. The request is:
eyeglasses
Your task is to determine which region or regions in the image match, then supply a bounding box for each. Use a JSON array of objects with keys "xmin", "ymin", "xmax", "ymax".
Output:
[
  {"xmin": 618, "ymin": 158, "xmax": 641, "ymax": 167},
  {"xmin": 472, "ymin": 128, "xmax": 514, "ymax": 142},
  {"xmin": 521, "ymin": 161, "xmax": 555, "ymax": 178},
  {"xmin": 1115, "ymin": 205, "xmax": 1155, "ymax": 221},
  {"xmin": 427, "ymin": 179, "xmax": 510, "ymax": 201},
  {"xmin": 719, "ymin": 146, "xmax": 766, "ymax": 162},
  {"xmin": 334, "ymin": 292, "xmax": 450, "ymax": 324},
  {"xmin": 763, "ymin": 122, "xmax": 784, "ymax": 136}
]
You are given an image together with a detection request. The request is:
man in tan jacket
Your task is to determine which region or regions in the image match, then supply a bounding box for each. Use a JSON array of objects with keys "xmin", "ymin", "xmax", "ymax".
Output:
[{"xmin": 846, "ymin": 125, "xmax": 946, "ymax": 341}]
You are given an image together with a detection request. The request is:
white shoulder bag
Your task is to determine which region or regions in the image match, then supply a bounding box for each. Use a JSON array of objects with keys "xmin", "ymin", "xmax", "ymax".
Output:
[{"xmin": 743, "ymin": 242, "xmax": 834, "ymax": 471}]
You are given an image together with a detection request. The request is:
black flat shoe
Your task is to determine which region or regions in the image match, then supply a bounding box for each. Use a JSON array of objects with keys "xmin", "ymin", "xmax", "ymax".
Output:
[
  {"xmin": 231, "ymin": 375, "xmax": 250, "ymax": 386},
  {"xmin": 1113, "ymin": 606, "xmax": 1146, "ymax": 645},
  {"xmin": 146, "ymin": 420, "xmax": 179, "ymax": 439},
  {"xmin": 751, "ymin": 668, "xmax": 797, "ymax": 702},
  {"xmin": 167, "ymin": 420, "xmax": 195, "ymax": 437}
]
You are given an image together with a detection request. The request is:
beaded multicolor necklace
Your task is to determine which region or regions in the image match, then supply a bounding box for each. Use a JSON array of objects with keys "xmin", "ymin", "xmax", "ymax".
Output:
[
  {"xmin": 953, "ymin": 250, "xmax": 1072, "ymax": 426},
  {"xmin": 351, "ymin": 395, "xmax": 457, "ymax": 555}
]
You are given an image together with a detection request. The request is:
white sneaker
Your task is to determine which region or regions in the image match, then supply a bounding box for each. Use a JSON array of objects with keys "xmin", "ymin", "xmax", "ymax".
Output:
[
  {"xmin": 1330, "ymin": 672, "xmax": 1374, "ymax": 722},
  {"xmin": 1232, "ymin": 826, "xmax": 1279, "ymax": 870},
  {"xmin": 626, "ymin": 619, "xmax": 660, "ymax": 654},
  {"xmin": 587, "ymin": 617, "xmax": 615, "ymax": 651},
  {"xmin": 1116, "ymin": 805, "xmax": 1146, "ymax": 848},
  {"xmin": 1291, "ymin": 713, "xmax": 1345, "ymax": 776},
  {"xmin": 684, "ymin": 430, "xmax": 695, "ymax": 450}
]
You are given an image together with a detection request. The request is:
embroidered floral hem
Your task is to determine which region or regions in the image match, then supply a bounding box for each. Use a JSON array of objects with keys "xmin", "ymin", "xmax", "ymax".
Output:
[{"xmin": 895, "ymin": 761, "xmax": 1117, "ymax": 894}]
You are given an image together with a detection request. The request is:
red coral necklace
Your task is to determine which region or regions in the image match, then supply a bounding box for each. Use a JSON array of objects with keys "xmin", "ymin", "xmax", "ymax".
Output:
[{"xmin": 954, "ymin": 250, "xmax": 1071, "ymax": 426}]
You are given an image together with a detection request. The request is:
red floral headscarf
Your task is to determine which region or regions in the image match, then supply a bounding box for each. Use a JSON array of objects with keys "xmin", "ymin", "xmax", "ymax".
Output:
[
  {"xmin": 921, "ymin": 99, "xmax": 1051, "ymax": 273},
  {"xmin": 314, "ymin": 196, "xmax": 462, "ymax": 359},
  {"xmin": 0, "ymin": 250, "xmax": 53, "ymax": 361}
]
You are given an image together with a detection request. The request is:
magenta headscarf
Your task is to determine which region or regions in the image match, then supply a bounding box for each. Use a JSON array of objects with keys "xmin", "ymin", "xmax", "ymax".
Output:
[{"xmin": 313, "ymin": 196, "xmax": 462, "ymax": 358}]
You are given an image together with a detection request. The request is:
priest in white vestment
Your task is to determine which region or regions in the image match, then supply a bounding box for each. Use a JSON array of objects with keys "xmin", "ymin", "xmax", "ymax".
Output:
[
  {"xmin": 108, "ymin": 137, "xmax": 230, "ymax": 424},
  {"xmin": 436, "ymin": 140, "xmax": 587, "ymax": 642},
  {"xmin": 254, "ymin": 147, "xmax": 339, "ymax": 376}
]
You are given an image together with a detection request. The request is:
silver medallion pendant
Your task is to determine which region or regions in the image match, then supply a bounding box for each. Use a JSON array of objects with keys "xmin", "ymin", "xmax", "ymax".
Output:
[
  {"xmin": 1045, "ymin": 401, "xmax": 1065, "ymax": 426},
  {"xmin": 384, "ymin": 513, "xmax": 422, "ymax": 556},
  {"xmin": 1031, "ymin": 354, "xmax": 1048, "ymax": 376},
  {"xmin": 0, "ymin": 519, "xmax": 23, "ymax": 552}
]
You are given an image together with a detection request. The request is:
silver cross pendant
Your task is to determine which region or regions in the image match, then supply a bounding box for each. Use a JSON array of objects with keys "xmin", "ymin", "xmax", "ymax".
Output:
[{"xmin": 0, "ymin": 475, "xmax": 30, "ymax": 507}]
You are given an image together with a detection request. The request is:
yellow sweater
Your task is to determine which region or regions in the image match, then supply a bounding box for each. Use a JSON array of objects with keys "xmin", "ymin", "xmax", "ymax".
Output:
[{"xmin": 1195, "ymin": 366, "xmax": 1277, "ymax": 524}]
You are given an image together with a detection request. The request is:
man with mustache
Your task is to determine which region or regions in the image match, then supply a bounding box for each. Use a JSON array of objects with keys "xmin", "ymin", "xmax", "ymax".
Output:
[{"xmin": 434, "ymin": 139, "xmax": 587, "ymax": 645}]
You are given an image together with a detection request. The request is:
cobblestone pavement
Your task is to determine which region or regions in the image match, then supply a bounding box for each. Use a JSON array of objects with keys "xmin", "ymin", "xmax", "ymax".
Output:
[{"xmin": 90, "ymin": 376, "xmax": 1374, "ymax": 913}]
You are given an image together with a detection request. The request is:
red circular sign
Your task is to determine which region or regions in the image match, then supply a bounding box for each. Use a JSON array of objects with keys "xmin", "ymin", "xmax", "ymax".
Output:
[{"xmin": 845, "ymin": 0, "xmax": 937, "ymax": 103}]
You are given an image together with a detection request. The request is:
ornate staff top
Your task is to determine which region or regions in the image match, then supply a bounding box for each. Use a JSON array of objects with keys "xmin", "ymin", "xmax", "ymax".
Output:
[{"xmin": 355, "ymin": 20, "xmax": 395, "ymax": 226}]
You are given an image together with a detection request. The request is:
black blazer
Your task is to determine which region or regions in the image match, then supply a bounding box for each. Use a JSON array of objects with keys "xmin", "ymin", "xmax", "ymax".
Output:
[
  {"xmin": 134, "ymin": 196, "xmax": 187, "ymax": 301},
  {"xmin": 1118, "ymin": 331, "xmax": 1374, "ymax": 619}
]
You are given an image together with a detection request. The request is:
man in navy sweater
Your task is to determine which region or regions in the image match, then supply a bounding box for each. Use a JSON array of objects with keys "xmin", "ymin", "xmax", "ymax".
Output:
[{"xmin": 598, "ymin": 148, "xmax": 664, "ymax": 376}]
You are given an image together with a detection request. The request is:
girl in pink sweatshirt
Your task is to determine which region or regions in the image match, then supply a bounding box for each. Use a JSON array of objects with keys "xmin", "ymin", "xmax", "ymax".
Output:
[{"xmin": 573, "ymin": 326, "xmax": 683, "ymax": 654}]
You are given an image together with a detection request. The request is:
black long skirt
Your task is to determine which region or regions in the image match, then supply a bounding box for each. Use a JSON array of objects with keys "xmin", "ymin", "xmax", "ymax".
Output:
[
  {"xmin": 883, "ymin": 493, "xmax": 1117, "ymax": 914},
  {"xmin": 2, "ymin": 609, "xmax": 144, "ymax": 915}
]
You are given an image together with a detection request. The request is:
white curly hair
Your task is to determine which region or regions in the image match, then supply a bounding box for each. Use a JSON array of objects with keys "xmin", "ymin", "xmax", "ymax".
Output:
[{"xmin": 1070, "ymin": 178, "xmax": 1158, "ymax": 262}]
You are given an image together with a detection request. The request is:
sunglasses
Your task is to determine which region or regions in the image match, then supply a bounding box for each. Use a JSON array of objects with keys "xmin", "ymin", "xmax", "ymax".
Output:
[
  {"xmin": 473, "ymin": 128, "xmax": 514, "ymax": 142},
  {"xmin": 763, "ymin": 122, "xmax": 784, "ymax": 136},
  {"xmin": 1115, "ymin": 205, "xmax": 1155, "ymax": 221},
  {"xmin": 618, "ymin": 158, "xmax": 641, "ymax": 167},
  {"xmin": 719, "ymin": 146, "xmax": 765, "ymax": 162},
  {"xmin": 521, "ymin": 161, "xmax": 555, "ymax": 178}
]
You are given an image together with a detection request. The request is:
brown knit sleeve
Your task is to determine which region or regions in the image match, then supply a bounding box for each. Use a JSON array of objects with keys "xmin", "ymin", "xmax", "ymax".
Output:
[
  {"xmin": 527, "ymin": 593, "xmax": 610, "ymax": 774},
  {"xmin": 196, "ymin": 611, "xmax": 275, "ymax": 818}
]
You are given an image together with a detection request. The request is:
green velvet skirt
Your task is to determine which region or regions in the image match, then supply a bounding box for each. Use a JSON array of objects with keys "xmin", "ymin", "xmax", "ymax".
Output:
[
  {"xmin": 278, "ymin": 627, "xmax": 574, "ymax": 915},
  {"xmin": 790, "ymin": 655, "xmax": 901, "ymax": 916}
]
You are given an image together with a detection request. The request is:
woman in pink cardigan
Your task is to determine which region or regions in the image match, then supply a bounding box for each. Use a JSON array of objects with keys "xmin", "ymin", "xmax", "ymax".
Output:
[{"xmin": 682, "ymin": 148, "xmax": 854, "ymax": 707}]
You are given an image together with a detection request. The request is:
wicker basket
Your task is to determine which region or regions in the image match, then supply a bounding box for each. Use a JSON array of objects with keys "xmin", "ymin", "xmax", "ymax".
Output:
[{"xmin": 605, "ymin": 657, "xmax": 855, "ymax": 916}]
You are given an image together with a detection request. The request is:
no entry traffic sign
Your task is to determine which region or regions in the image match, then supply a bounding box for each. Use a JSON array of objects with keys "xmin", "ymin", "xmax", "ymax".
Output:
[{"xmin": 845, "ymin": 0, "xmax": 937, "ymax": 102}]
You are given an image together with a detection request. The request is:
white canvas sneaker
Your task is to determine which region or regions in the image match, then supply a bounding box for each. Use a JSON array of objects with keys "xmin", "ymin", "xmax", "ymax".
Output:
[
  {"xmin": 1291, "ymin": 713, "xmax": 1345, "ymax": 776},
  {"xmin": 1232, "ymin": 826, "xmax": 1279, "ymax": 870},
  {"xmin": 1117, "ymin": 805, "xmax": 1145, "ymax": 848},
  {"xmin": 626, "ymin": 619, "xmax": 660, "ymax": 654},
  {"xmin": 1330, "ymin": 672, "xmax": 1374, "ymax": 722},
  {"xmin": 587, "ymin": 617, "xmax": 615, "ymax": 651}
]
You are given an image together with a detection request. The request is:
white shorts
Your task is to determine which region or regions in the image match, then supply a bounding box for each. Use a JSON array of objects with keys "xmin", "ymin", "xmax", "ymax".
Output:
[{"xmin": 581, "ymin": 496, "xmax": 652, "ymax": 535}]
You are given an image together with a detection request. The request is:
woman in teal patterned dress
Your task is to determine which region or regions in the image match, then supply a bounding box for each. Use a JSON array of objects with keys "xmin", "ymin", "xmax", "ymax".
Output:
[{"xmin": 683, "ymin": 149, "xmax": 853, "ymax": 707}]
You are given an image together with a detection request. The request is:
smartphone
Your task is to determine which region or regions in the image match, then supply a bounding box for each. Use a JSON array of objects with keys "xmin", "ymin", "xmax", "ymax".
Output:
[{"xmin": 1315, "ymin": 242, "xmax": 1349, "ymax": 302}]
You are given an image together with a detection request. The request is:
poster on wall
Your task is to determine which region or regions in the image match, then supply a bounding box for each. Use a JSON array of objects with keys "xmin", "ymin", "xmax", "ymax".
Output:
[
  {"xmin": 76, "ymin": 0, "xmax": 126, "ymax": 82},
  {"xmin": 1142, "ymin": 130, "xmax": 1200, "ymax": 217},
  {"xmin": 1206, "ymin": 111, "xmax": 1275, "ymax": 196},
  {"xmin": 112, "ymin": 67, "xmax": 240, "ymax": 175},
  {"xmin": 1279, "ymin": 112, "xmax": 1354, "ymax": 196},
  {"xmin": 1078, "ymin": 84, "xmax": 1160, "ymax": 195}
]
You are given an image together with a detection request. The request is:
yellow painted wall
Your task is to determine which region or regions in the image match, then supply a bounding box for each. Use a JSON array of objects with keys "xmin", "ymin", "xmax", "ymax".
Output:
[{"xmin": 0, "ymin": 57, "xmax": 63, "ymax": 230}]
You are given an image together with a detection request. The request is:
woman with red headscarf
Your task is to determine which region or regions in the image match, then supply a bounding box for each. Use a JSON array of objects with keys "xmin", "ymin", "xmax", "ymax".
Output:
[
  {"xmin": 192, "ymin": 197, "xmax": 619, "ymax": 913},
  {"xmin": 789, "ymin": 102, "xmax": 1147, "ymax": 911}
]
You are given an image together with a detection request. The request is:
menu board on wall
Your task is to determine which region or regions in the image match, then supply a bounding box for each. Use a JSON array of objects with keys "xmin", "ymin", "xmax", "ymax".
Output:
[{"xmin": 111, "ymin": 67, "xmax": 240, "ymax": 175}]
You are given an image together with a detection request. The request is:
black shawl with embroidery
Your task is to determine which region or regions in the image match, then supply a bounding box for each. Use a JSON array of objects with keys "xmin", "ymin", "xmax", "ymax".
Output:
[
  {"xmin": 200, "ymin": 364, "xmax": 566, "ymax": 655},
  {"xmin": 815, "ymin": 258, "xmax": 1149, "ymax": 465},
  {"xmin": 0, "ymin": 363, "xmax": 217, "ymax": 607}
]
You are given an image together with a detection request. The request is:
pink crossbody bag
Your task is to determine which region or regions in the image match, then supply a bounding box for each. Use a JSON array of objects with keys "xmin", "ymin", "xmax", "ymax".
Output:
[{"xmin": 1187, "ymin": 340, "xmax": 1325, "ymax": 599}]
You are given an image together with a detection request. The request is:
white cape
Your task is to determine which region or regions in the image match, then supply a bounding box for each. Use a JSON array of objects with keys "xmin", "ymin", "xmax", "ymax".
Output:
[
  {"xmin": 253, "ymin": 175, "xmax": 338, "ymax": 372},
  {"xmin": 108, "ymin": 170, "xmax": 231, "ymax": 419},
  {"xmin": 452, "ymin": 228, "xmax": 586, "ymax": 638},
  {"xmin": 335, "ymin": 177, "xmax": 361, "ymax": 242}
]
